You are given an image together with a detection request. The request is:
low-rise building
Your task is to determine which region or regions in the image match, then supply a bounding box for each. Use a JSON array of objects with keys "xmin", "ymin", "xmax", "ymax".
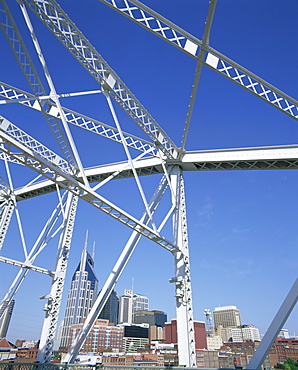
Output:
[
  {"xmin": 70, "ymin": 319, "xmax": 124, "ymax": 353},
  {"xmin": 0, "ymin": 338, "xmax": 17, "ymax": 362},
  {"xmin": 165, "ymin": 319, "xmax": 207, "ymax": 349}
]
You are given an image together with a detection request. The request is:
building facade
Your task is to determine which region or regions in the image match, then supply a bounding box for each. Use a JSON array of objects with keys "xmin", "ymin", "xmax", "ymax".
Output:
[
  {"xmin": 121, "ymin": 323, "xmax": 149, "ymax": 352},
  {"xmin": 133, "ymin": 310, "xmax": 167, "ymax": 328},
  {"xmin": 60, "ymin": 243, "xmax": 98, "ymax": 349},
  {"xmin": 98, "ymin": 290, "xmax": 119, "ymax": 324},
  {"xmin": 213, "ymin": 306, "xmax": 241, "ymax": 329},
  {"xmin": 118, "ymin": 290, "xmax": 133, "ymax": 324},
  {"xmin": 231, "ymin": 325, "xmax": 260, "ymax": 342},
  {"xmin": 133, "ymin": 293, "xmax": 149, "ymax": 312},
  {"xmin": 165, "ymin": 319, "xmax": 207, "ymax": 349},
  {"xmin": 118, "ymin": 290, "xmax": 149, "ymax": 324},
  {"xmin": 70, "ymin": 319, "xmax": 124, "ymax": 353}
]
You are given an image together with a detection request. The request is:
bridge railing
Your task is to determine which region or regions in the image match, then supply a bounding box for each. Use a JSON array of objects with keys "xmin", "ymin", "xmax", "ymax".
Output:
[{"xmin": 0, "ymin": 364, "xmax": 230, "ymax": 370}]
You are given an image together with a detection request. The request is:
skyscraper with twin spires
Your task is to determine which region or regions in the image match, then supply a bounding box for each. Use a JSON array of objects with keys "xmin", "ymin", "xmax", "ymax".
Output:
[{"xmin": 60, "ymin": 237, "xmax": 98, "ymax": 349}]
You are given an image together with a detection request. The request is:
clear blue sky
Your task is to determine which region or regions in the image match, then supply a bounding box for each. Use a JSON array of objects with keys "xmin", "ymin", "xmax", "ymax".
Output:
[{"xmin": 0, "ymin": 0, "xmax": 298, "ymax": 344}]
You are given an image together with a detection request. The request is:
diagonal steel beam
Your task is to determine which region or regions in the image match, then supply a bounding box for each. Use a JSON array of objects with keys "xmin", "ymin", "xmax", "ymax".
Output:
[
  {"xmin": 0, "ymin": 255, "xmax": 54, "ymax": 276},
  {"xmin": 0, "ymin": 83, "xmax": 157, "ymax": 156},
  {"xmin": 0, "ymin": 115, "xmax": 178, "ymax": 252},
  {"xmin": 0, "ymin": 0, "xmax": 78, "ymax": 169},
  {"xmin": 99, "ymin": 0, "xmax": 298, "ymax": 121},
  {"xmin": 180, "ymin": 0, "xmax": 217, "ymax": 153},
  {"xmin": 23, "ymin": 0, "xmax": 178, "ymax": 159}
]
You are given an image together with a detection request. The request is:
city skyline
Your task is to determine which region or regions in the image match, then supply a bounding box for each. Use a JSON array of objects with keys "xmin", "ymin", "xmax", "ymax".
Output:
[{"xmin": 0, "ymin": 0, "xmax": 297, "ymax": 346}]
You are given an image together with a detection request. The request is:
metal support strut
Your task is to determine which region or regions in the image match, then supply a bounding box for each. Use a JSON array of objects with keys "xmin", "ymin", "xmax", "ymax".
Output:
[{"xmin": 170, "ymin": 165, "xmax": 196, "ymax": 367}]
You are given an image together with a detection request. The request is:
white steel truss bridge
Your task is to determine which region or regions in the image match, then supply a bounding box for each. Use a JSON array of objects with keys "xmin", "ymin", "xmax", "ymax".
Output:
[{"xmin": 0, "ymin": 1, "xmax": 297, "ymax": 368}]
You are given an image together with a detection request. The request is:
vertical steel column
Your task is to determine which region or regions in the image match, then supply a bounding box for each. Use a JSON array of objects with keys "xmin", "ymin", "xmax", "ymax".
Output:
[
  {"xmin": 170, "ymin": 165, "xmax": 196, "ymax": 367},
  {"xmin": 0, "ymin": 176, "xmax": 14, "ymax": 251},
  {"xmin": 0, "ymin": 199, "xmax": 14, "ymax": 251},
  {"xmin": 37, "ymin": 192, "xmax": 78, "ymax": 363},
  {"xmin": 65, "ymin": 176, "xmax": 169, "ymax": 363}
]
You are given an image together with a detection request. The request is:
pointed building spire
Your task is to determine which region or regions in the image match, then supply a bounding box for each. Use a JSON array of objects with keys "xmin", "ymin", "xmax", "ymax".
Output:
[
  {"xmin": 92, "ymin": 241, "xmax": 95, "ymax": 260},
  {"xmin": 80, "ymin": 230, "xmax": 88, "ymax": 272}
]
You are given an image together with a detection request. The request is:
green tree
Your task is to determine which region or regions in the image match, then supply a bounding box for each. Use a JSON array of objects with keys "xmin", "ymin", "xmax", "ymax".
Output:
[
  {"xmin": 275, "ymin": 364, "xmax": 284, "ymax": 369},
  {"xmin": 284, "ymin": 358, "xmax": 298, "ymax": 370}
]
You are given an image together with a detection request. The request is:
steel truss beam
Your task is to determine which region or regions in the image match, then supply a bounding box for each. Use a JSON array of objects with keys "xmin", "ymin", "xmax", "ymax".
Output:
[
  {"xmin": 0, "ymin": 190, "xmax": 70, "ymax": 317},
  {"xmin": 170, "ymin": 166, "xmax": 196, "ymax": 367},
  {"xmin": 37, "ymin": 193, "xmax": 78, "ymax": 363},
  {"xmin": 0, "ymin": 255, "xmax": 54, "ymax": 276},
  {"xmin": 0, "ymin": 146, "xmax": 291, "ymax": 222},
  {"xmin": 180, "ymin": 0, "xmax": 217, "ymax": 153},
  {"xmin": 22, "ymin": 0, "xmax": 178, "ymax": 159},
  {"xmin": 10, "ymin": 144, "xmax": 298, "ymax": 202},
  {"xmin": 0, "ymin": 176, "xmax": 14, "ymax": 250},
  {"xmin": 247, "ymin": 278, "xmax": 298, "ymax": 370},
  {"xmin": 98, "ymin": 0, "xmax": 298, "ymax": 121},
  {"xmin": 0, "ymin": 2, "xmax": 296, "ymax": 367},
  {"xmin": 65, "ymin": 174, "xmax": 169, "ymax": 363},
  {"xmin": 0, "ymin": 0, "xmax": 78, "ymax": 169},
  {"xmin": 0, "ymin": 115, "xmax": 177, "ymax": 252},
  {"xmin": 0, "ymin": 83, "xmax": 157, "ymax": 157}
]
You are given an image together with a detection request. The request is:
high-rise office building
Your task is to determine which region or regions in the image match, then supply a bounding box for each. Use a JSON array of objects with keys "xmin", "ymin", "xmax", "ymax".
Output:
[
  {"xmin": 118, "ymin": 290, "xmax": 149, "ymax": 324},
  {"xmin": 133, "ymin": 293, "xmax": 149, "ymax": 312},
  {"xmin": 118, "ymin": 290, "xmax": 133, "ymax": 324},
  {"xmin": 98, "ymin": 290, "xmax": 119, "ymax": 324},
  {"xmin": 213, "ymin": 306, "xmax": 241, "ymax": 329},
  {"xmin": 60, "ymin": 241, "xmax": 98, "ymax": 349},
  {"xmin": 0, "ymin": 299, "xmax": 15, "ymax": 339}
]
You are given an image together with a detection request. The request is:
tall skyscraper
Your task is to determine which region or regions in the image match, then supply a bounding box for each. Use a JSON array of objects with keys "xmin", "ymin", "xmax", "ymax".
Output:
[
  {"xmin": 133, "ymin": 293, "xmax": 149, "ymax": 312},
  {"xmin": 60, "ymin": 239, "xmax": 98, "ymax": 349},
  {"xmin": 118, "ymin": 290, "xmax": 149, "ymax": 324},
  {"xmin": 118, "ymin": 290, "xmax": 133, "ymax": 324},
  {"xmin": 0, "ymin": 299, "xmax": 15, "ymax": 339},
  {"xmin": 213, "ymin": 306, "xmax": 241, "ymax": 329},
  {"xmin": 98, "ymin": 290, "xmax": 119, "ymax": 324}
]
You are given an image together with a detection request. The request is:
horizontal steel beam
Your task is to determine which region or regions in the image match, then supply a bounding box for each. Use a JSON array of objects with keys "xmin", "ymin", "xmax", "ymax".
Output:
[{"xmin": 12, "ymin": 145, "xmax": 298, "ymax": 202}]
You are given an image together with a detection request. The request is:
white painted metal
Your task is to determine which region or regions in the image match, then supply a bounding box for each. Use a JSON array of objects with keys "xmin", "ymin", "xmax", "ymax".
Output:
[
  {"xmin": 0, "ymin": 116, "xmax": 177, "ymax": 251},
  {"xmin": 23, "ymin": 0, "xmax": 178, "ymax": 159},
  {"xmin": 0, "ymin": 0, "xmax": 78, "ymax": 168},
  {"xmin": 0, "ymin": 176, "xmax": 14, "ymax": 250},
  {"xmin": 247, "ymin": 278, "xmax": 298, "ymax": 370},
  {"xmin": 180, "ymin": 0, "xmax": 217, "ymax": 153},
  {"xmin": 1, "ymin": 192, "xmax": 69, "ymax": 307},
  {"xmin": 104, "ymin": 90, "xmax": 157, "ymax": 231},
  {"xmin": 0, "ymin": 83, "xmax": 157, "ymax": 157},
  {"xmin": 98, "ymin": 0, "xmax": 298, "ymax": 120},
  {"xmin": 170, "ymin": 165, "xmax": 196, "ymax": 367},
  {"xmin": 19, "ymin": 0, "xmax": 88, "ymax": 185},
  {"xmin": 65, "ymin": 175, "xmax": 169, "ymax": 363},
  {"xmin": 0, "ymin": 1, "xmax": 296, "ymax": 366},
  {"xmin": 37, "ymin": 193, "xmax": 78, "ymax": 363}
]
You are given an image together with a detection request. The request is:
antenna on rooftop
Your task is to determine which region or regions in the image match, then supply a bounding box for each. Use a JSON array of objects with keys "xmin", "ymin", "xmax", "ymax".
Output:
[{"xmin": 204, "ymin": 308, "xmax": 212, "ymax": 337}]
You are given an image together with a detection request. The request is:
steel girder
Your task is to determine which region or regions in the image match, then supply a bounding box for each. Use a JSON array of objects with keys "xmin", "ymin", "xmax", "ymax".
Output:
[
  {"xmin": 64, "ymin": 175, "xmax": 169, "ymax": 363},
  {"xmin": 0, "ymin": 83, "xmax": 157, "ymax": 157},
  {"xmin": 8, "ymin": 144, "xmax": 298, "ymax": 203},
  {"xmin": 0, "ymin": 1, "xmax": 297, "ymax": 367},
  {"xmin": 0, "ymin": 0, "xmax": 78, "ymax": 170},
  {"xmin": 37, "ymin": 193, "xmax": 78, "ymax": 363},
  {"xmin": 98, "ymin": 0, "xmax": 298, "ymax": 121},
  {"xmin": 0, "ymin": 115, "xmax": 177, "ymax": 252},
  {"xmin": 22, "ymin": 0, "xmax": 178, "ymax": 160},
  {"xmin": 170, "ymin": 166, "xmax": 196, "ymax": 367}
]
